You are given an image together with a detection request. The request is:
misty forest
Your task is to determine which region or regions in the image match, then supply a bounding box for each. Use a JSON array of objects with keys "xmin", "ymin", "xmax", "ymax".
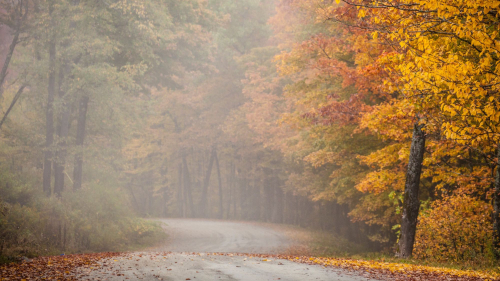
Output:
[{"xmin": 1, "ymin": 0, "xmax": 500, "ymax": 280}]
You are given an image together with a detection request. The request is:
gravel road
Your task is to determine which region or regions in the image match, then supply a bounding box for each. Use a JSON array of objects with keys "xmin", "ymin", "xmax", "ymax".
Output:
[{"xmin": 82, "ymin": 219, "xmax": 380, "ymax": 281}]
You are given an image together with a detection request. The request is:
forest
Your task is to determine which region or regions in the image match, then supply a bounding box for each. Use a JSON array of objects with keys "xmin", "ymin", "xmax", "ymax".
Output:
[{"xmin": 0, "ymin": 0, "xmax": 499, "ymax": 272}]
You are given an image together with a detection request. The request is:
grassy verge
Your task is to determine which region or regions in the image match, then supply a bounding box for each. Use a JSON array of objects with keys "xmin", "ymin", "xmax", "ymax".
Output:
[{"xmin": 261, "ymin": 222, "xmax": 500, "ymax": 278}]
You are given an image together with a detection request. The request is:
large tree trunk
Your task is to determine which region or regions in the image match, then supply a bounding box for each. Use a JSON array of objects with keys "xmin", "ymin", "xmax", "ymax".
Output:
[
  {"xmin": 214, "ymin": 148, "xmax": 223, "ymax": 219},
  {"xmin": 43, "ymin": 30, "xmax": 57, "ymax": 196},
  {"xmin": 398, "ymin": 119, "xmax": 426, "ymax": 258},
  {"xmin": 73, "ymin": 96, "xmax": 89, "ymax": 190},
  {"xmin": 493, "ymin": 143, "xmax": 500, "ymax": 253},
  {"xmin": 199, "ymin": 148, "xmax": 215, "ymax": 217},
  {"xmin": 54, "ymin": 66, "xmax": 72, "ymax": 196},
  {"xmin": 54, "ymin": 0, "xmax": 80, "ymax": 195}
]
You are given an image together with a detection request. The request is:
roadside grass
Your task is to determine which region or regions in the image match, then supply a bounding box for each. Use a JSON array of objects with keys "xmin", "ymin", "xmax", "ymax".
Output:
[{"xmin": 262, "ymin": 222, "xmax": 500, "ymax": 278}]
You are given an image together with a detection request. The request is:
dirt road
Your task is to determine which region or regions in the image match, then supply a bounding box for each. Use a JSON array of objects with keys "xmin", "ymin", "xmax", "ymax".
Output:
[{"xmin": 82, "ymin": 219, "xmax": 380, "ymax": 280}]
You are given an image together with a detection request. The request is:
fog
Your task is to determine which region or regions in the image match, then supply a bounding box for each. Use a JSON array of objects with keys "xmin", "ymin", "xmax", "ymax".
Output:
[{"xmin": 0, "ymin": 0, "xmax": 376, "ymax": 260}]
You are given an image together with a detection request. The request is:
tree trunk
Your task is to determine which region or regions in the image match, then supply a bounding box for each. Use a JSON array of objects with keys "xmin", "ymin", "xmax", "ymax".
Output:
[
  {"xmin": 182, "ymin": 154, "xmax": 195, "ymax": 217},
  {"xmin": 177, "ymin": 162, "xmax": 184, "ymax": 217},
  {"xmin": 398, "ymin": 119, "xmax": 426, "ymax": 258},
  {"xmin": 73, "ymin": 96, "xmax": 89, "ymax": 190},
  {"xmin": 54, "ymin": 67, "xmax": 72, "ymax": 196},
  {"xmin": 226, "ymin": 162, "xmax": 234, "ymax": 219},
  {"xmin": 0, "ymin": 0, "xmax": 27, "ymax": 99},
  {"xmin": 199, "ymin": 148, "xmax": 215, "ymax": 217},
  {"xmin": 214, "ymin": 148, "xmax": 223, "ymax": 219},
  {"xmin": 0, "ymin": 84, "xmax": 26, "ymax": 129},
  {"xmin": 43, "ymin": 31, "xmax": 57, "ymax": 196},
  {"xmin": 0, "ymin": 30, "xmax": 19, "ymax": 99},
  {"xmin": 493, "ymin": 142, "xmax": 500, "ymax": 254},
  {"xmin": 274, "ymin": 182, "xmax": 284, "ymax": 223}
]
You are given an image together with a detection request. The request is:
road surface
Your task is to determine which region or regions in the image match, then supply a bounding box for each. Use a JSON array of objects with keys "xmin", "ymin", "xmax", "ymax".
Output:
[
  {"xmin": 81, "ymin": 219, "xmax": 380, "ymax": 281},
  {"xmin": 154, "ymin": 219, "xmax": 291, "ymax": 254}
]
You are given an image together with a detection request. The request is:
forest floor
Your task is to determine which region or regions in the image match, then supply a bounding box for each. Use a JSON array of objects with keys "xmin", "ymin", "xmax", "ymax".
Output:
[{"xmin": 1, "ymin": 219, "xmax": 499, "ymax": 280}]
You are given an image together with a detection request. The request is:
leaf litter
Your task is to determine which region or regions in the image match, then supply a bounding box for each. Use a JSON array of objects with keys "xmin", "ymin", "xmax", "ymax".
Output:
[{"xmin": 1, "ymin": 252, "xmax": 498, "ymax": 281}]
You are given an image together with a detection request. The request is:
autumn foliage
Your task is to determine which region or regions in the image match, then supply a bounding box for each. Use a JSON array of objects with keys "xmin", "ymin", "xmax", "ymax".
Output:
[
  {"xmin": 414, "ymin": 195, "xmax": 494, "ymax": 263},
  {"xmin": 1, "ymin": 0, "xmax": 500, "ymax": 270},
  {"xmin": 261, "ymin": 0, "xmax": 500, "ymax": 263}
]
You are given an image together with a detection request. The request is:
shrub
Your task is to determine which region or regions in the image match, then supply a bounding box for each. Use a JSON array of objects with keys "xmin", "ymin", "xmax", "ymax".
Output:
[{"xmin": 413, "ymin": 194, "xmax": 494, "ymax": 264}]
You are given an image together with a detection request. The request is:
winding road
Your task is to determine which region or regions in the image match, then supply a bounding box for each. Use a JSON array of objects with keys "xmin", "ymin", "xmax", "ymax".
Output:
[{"xmin": 81, "ymin": 219, "xmax": 380, "ymax": 280}]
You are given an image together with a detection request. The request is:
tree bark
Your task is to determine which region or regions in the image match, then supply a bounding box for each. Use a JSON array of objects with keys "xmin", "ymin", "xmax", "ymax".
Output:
[
  {"xmin": 182, "ymin": 154, "xmax": 195, "ymax": 217},
  {"xmin": 199, "ymin": 148, "xmax": 215, "ymax": 217},
  {"xmin": 398, "ymin": 119, "xmax": 426, "ymax": 258},
  {"xmin": 226, "ymin": 162, "xmax": 234, "ymax": 219},
  {"xmin": 43, "ymin": 28, "xmax": 57, "ymax": 196},
  {"xmin": 274, "ymin": 182, "xmax": 284, "ymax": 223},
  {"xmin": 214, "ymin": 148, "xmax": 223, "ymax": 219},
  {"xmin": 177, "ymin": 162, "xmax": 184, "ymax": 217},
  {"xmin": 0, "ymin": 0, "xmax": 28, "ymax": 99},
  {"xmin": 493, "ymin": 142, "xmax": 500, "ymax": 254},
  {"xmin": 54, "ymin": 67, "xmax": 72, "ymax": 196},
  {"xmin": 54, "ymin": 0, "xmax": 80, "ymax": 195},
  {"xmin": 72, "ymin": 96, "xmax": 89, "ymax": 190},
  {"xmin": 0, "ymin": 84, "xmax": 26, "ymax": 129}
]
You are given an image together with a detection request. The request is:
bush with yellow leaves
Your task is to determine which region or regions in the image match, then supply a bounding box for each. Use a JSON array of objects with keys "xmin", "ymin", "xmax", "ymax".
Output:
[{"xmin": 414, "ymin": 194, "xmax": 494, "ymax": 264}]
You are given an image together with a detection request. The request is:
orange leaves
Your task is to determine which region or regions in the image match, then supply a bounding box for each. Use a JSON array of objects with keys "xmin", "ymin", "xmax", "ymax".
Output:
[
  {"xmin": 0, "ymin": 252, "xmax": 121, "ymax": 280},
  {"xmin": 414, "ymin": 195, "xmax": 494, "ymax": 263},
  {"xmin": 359, "ymin": 99, "xmax": 415, "ymax": 142}
]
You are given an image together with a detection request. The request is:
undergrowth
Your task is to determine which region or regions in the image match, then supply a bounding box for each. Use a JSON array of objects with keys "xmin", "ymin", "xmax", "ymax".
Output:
[{"xmin": 0, "ymin": 165, "xmax": 167, "ymax": 264}]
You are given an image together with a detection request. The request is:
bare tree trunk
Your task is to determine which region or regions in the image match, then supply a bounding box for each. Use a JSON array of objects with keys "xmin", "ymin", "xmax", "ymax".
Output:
[
  {"xmin": 43, "ymin": 28, "xmax": 57, "ymax": 196},
  {"xmin": 493, "ymin": 143, "xmax": 500, "ymax": 254},
  {"xmin": 214, "ymin": 148, "xmax": 223, "ymax": 219},
  {"xmin": 398, "ymin": 119, "xmax": 426, "ymax": 258},
  {"xmin": 72, "ymin": 96, "xmax": 88, "ymax": 190},
  {"xmin": 199, "ymin": 148, "xmax": 215, "ymax": 217}
]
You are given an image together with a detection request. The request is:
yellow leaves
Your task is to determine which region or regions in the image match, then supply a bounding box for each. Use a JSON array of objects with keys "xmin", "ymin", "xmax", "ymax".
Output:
[
  {"xmin": 356, "ymin": 169, "xmax": 405, "ymax": 194},
  {"xmin": 358, "ymin": 9, "xmax": 367, "ymax": 18},
  {"xmin": 415, "ymin": 195, "xmax": 494, "ymax": 263},
  {"xmin": 291, "ymin": 255, "xmax": 500, "ymax": 280}
]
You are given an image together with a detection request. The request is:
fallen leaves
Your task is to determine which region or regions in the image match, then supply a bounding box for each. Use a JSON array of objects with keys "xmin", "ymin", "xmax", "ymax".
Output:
[
  {"xmin": 0, "ymin": 252, "xmax": 121, "ymax": 280},
  {"xmin": 1, "ymin": 251, "xmax": 498, "ymax": 280},
  {"xmin": 207, "ymin": 253, "xmax": 500, "ymax": 281},
  {"xmin": 295, "ymin": 256, "xmax": 500, "ymax": 281}
]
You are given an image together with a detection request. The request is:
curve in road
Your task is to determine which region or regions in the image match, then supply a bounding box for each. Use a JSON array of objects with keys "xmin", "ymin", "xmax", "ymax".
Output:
[
  {"xmin": 154, "ymin": 218, "xmax": 291, "ymax": 254},
  {"xmin": 81, "ymin": 219, "xmax": 381, "ymax": 281}
]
